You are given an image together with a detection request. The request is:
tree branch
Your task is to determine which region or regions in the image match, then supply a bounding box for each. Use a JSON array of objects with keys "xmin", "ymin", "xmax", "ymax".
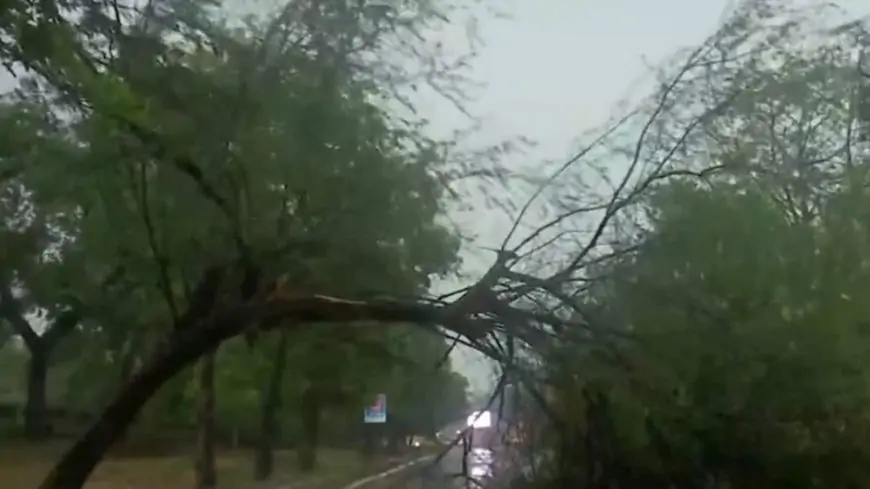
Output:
[
  {"xmin": 131, "ymin": 158, "xmax": 180, "ymax": 322},
  {"xmin": 41, "ymin": 310, "xmax": 80, "ymax": 349},
  {"xmin": 0, "ymin": 284, "xmax": 39, "ymax": 349},
  {"xmin": 37, "ymin": 292, "xmax": 447, "ymax": 489}
]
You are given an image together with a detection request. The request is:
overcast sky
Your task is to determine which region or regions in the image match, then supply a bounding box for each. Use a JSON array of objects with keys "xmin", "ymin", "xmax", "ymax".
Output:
[
  {"xmin": 3, "ymin": 0, "xmax": 868, "ymax": 398},
  {"xmin": 427, "ymin": 0, "xmax": 870, "ymax": 396}
]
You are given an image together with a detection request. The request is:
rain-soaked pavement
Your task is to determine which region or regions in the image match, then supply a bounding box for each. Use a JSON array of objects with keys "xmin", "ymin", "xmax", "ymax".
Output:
[
  {"xmin": 382, "ymin": 445, "xmax": 495, "ymax": 489},
  {"xmin": 388, "ymin": 434, "xmax": 510, "ymax": 489}
]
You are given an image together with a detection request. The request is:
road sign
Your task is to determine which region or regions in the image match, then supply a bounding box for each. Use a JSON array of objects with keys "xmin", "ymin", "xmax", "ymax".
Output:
[{"xmin": 363, "ymin": 393, "xmax": 387, "ymax": 423}]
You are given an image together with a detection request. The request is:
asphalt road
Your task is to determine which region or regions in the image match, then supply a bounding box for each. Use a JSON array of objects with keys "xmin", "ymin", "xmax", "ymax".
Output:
[
  {"xmin": 413, "ymin": 445, "xmax": 482, "ymax": 489},
  {"xmin": 390, "ymin": 439, "xmax": 503, "ymax": 489}
]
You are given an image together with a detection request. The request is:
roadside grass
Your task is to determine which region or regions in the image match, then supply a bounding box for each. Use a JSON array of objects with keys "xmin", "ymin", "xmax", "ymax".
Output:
[{"xmin": 0, "ymin": 442, "xmax": 429, "ymax": 489}]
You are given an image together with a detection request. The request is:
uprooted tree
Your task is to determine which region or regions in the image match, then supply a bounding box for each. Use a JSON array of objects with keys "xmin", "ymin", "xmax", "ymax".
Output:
[{"xmin": 4, "ymin": 0, "xmax": 870, "ymax": 488}]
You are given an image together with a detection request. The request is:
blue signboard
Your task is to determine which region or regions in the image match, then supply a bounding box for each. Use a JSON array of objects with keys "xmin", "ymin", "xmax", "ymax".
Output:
[{"xmin": 363, "ymin": 393, "xmax": 387, "ymax": 423}]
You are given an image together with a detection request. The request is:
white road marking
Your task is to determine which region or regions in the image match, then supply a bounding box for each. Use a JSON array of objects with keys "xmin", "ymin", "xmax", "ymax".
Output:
[{"xmin": 340, "ymin": 454, "xmax": 436, "ymax": 489}]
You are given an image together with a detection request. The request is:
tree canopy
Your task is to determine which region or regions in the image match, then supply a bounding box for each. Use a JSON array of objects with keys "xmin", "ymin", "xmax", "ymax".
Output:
[
  {"xmin": 4, "ymin": 1, "xmax": 870, "ymax": 489},
  {"xmin": 1, "ymin": 0, "xmax": 475, "ymax": 487}
]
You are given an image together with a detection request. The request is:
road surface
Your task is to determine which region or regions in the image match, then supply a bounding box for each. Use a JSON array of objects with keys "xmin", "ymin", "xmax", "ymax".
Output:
[
  {"xmin": 379, "ymin": 446, "xmax": 488, "ymax": 489},
  {"xmin": 383, "ymin": 436, "xmax": 507, "ymax": 489}
]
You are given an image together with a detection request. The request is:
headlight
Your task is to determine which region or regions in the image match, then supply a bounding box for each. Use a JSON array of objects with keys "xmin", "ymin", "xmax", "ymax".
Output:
[{"xmin": 466, "ymin": 410, "xmax": 492, "ymax": 428}]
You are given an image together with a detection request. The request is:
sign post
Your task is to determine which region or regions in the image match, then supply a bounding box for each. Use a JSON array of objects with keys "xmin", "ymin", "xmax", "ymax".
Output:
[{"xmin": 363, "ymin": 393, "xmax": 387, "ymax": 423}]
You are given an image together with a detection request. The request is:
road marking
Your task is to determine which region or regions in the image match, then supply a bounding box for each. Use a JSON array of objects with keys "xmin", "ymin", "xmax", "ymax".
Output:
[{"xmin": 340, "ymin": 454, "xmax": 436, "ymax": 489}]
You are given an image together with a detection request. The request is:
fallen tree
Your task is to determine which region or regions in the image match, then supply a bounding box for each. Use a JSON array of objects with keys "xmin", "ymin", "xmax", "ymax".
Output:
[
  {"xmin": 37, "ymin": 288, "xmax": 452, "ymax": 489},
  {"xmin": 10, "ymin": 1, "xmax": 863, "ymax": 489}
]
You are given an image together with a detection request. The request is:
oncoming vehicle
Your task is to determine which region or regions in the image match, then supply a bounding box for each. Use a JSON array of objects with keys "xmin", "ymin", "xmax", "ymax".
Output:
[{"xmin": 466, "ymin": 410, "xmax": 492, "ymax": 429}]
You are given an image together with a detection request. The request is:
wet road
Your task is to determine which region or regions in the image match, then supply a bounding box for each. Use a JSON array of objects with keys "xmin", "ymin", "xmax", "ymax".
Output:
[{"xmin": 393, "ymin": 443, "xmax": 502, "ymax": 489}]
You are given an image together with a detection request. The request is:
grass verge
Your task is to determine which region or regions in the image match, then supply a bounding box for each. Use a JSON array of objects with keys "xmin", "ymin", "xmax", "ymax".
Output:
[{"xmin": 0, "ymin": 442, "xmax": 432, "ymax": 489}]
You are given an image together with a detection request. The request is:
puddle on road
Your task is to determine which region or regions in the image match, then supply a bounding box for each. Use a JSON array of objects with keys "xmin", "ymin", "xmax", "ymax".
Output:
[
  {"xmin": 466, "ymin": 448, "xmax": 494, "ymax": 480},
  {"xmin": 418, "ymin": 447, "xmax": 499, "ymax": 489}
]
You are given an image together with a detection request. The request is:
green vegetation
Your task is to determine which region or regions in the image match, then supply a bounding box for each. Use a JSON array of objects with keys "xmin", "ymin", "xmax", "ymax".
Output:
[
  {"xmin": 3, "ymin": 1, "xmax": 870, "ymax": 489},
  {"xmin": 519, "ymin": 4, "xmax": 870, "ymax": 489},
  {"xmin": 0, "ymin": 0, "xmax": 472, "ymax": 487}
]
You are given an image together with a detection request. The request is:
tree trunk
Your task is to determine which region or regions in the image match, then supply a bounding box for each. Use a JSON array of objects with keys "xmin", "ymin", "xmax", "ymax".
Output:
[
  {"xmin": 25, "ymin": 346, "xmax": 50, "ymax": 440},
  {"xmin": 0, "ymin": 324, "xmax": 13, "ymax": 350},
  {"xmin": 195, "ymin": 352, "xmax": 217, "ymax": 489},
  {"xmin": 385, "ymin": 425, "xmax": 401, "ymax": 455},
  {"xmin": 254, "ymin": 331, "xmax": 290, "ymax": 481},
  {"xmin": 297, "ymin": 385, "xmax": 321, "ymax": 472},
  {"xmin": 36, "ymin": 323, "xmax": 223, "ymax": 489},
  {"xmin": 35, "ymin": 293, "xmax": 427, "ymax": 489},
  {"xmin": 361, "ymin": 422, "xmax": 376, "ymax": 460}
]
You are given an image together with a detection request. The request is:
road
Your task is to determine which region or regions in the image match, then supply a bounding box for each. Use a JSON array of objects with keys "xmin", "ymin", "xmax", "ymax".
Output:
[
  {"xmin": 386, "ymin": 435, "xmax": 507, "ymax": 489},
  {"xmin": 386, "ymin": 445, "xmax": 490, "ymax": 489}
]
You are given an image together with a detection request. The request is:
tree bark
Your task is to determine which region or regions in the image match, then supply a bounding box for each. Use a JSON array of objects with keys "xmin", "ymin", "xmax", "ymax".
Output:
[
  {"xmin": 361, "ymin": 422, "xmax": 376, "ymax": 460},
  {"xmin": 24, "ymin": 345, "xmax": 50, "ymax": 439},
  {"xmin": 1, "ymin": 286, "xmax": 81, "ymax": 440},
  {"xmin": 254, "ymin": 331, "xmax": 290, "ymax": 481},
  {"xmin": 0, "ymin": 322, "xmax": 13, "ymax": 350},
  {"xmin": 297, "ymin": 385, "xmax": 321, "ymax": 472},
  {"xmin": 195, "ymin": 352, "xmax": 217, "ymax": 489}
]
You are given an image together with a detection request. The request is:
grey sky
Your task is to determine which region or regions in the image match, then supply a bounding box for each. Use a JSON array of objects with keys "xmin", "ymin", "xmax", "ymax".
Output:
[
  {"xmin": 2, "ymin": 0, "xmax": 868, "ymax": 397},
  {"xmin": 432, "ymin": 0, "xmax": 870, "ymax": 395}
]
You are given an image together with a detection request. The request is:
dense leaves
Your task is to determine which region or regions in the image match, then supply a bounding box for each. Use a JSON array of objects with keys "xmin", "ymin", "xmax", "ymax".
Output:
[
  {"xmin": 6, "ymin": 1, "xmax": 870, "ymax": 489},
  {"xmin": 0, "ymin": 0, "xmax": 473, "ymax": 486},
  {"xmin": 522, "ymin": 4, "xmax": 870, "ymax": 489}
]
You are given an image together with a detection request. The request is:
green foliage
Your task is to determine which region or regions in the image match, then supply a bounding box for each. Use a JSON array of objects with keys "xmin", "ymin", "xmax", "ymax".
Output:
[
  {"xmin": 531, "ymin": 4, "xmax": 870, "ymax": 489},
  {"xmin": 543, "ymin": 180, "xmax": 870, "ymax": 488},
  {"xmin": 0, "ymin": 0, "xmax": 471, "ymax": 457}
]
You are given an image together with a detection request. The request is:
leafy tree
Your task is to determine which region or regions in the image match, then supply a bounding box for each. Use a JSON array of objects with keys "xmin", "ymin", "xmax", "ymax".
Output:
[
  {"xmin": 0, "ymin": 99, "xmax": 92, "ymax": 439},
  {"xmin": 22, "ymin": 2, "xmax": 870, "ymax": 489},
  {"xmin": 1, "ymin": 1, "xmax": 480, "ymax": 488},
  {"xmin": 525, "ymin": 3, "xmax": 870, "ymax": 489}
]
